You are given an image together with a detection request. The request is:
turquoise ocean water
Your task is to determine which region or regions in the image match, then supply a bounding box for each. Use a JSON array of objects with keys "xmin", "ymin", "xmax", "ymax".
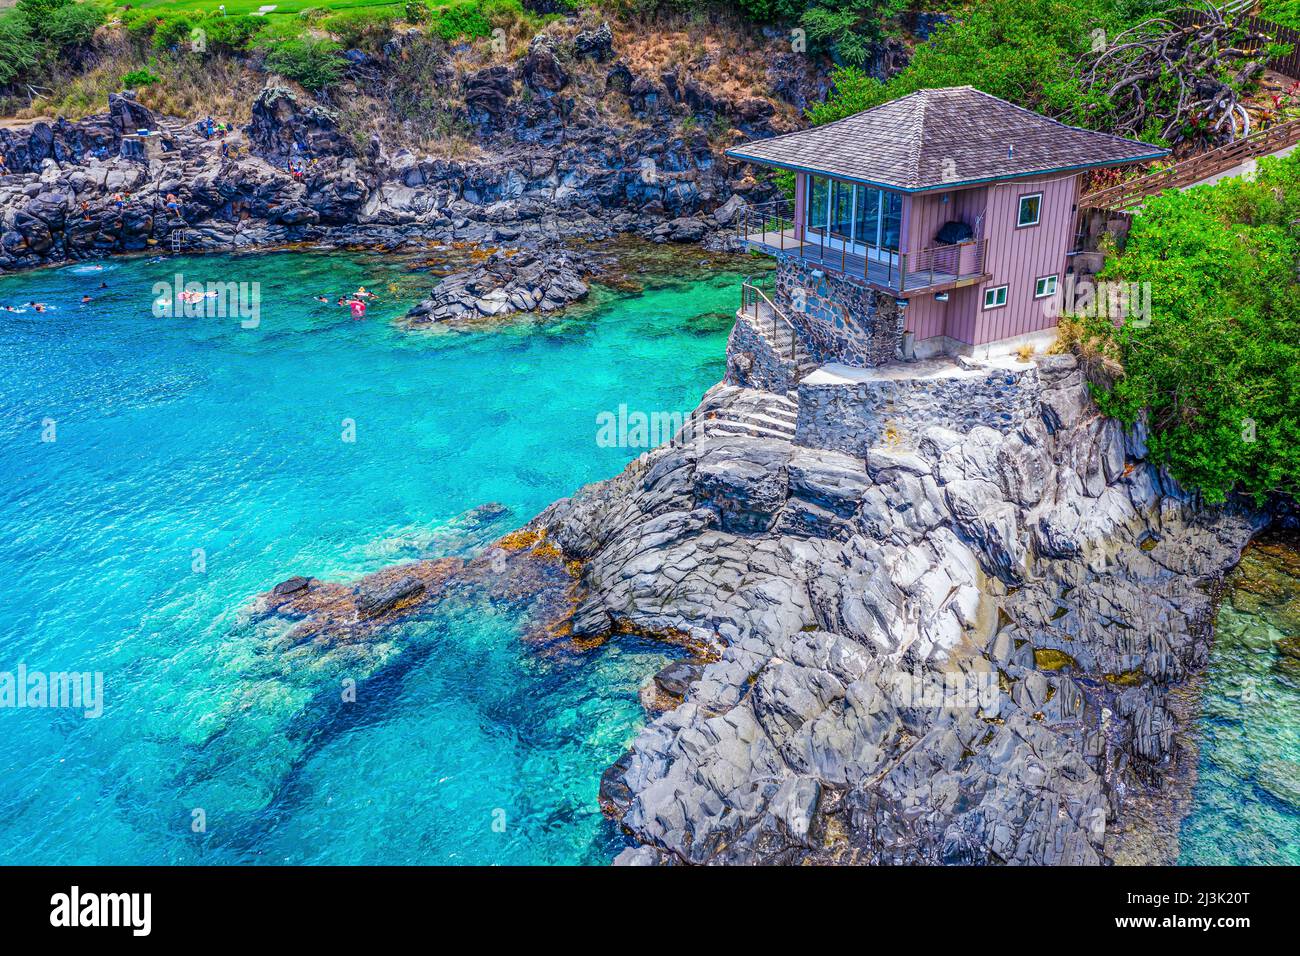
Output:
[
  {"xmin": 1179, "ymin": 539, "xmax": 1300, "ymax": 864},
  {"xmin": 0, "ymin": 248, "xmax": 737, "ymax": 864}
]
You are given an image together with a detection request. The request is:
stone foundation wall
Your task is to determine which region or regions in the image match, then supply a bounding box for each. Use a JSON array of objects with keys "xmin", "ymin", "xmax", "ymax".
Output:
[
  {"xmin": 725, "ymin": 312, "xmax": 796, "ymax": 395},
  {"xmin": 795, "ymin": 362, "xmax": 1041, "ymax": 457},
  {"xmin": 773, "ymin": 254, "xmax": 901, "ymax": 367}
]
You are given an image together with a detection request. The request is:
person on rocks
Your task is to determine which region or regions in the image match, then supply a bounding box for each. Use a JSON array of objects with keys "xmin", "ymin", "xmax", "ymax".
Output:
[{"xmin": 165, "ymin": 194, "xmax": 182, "ymax": 220}]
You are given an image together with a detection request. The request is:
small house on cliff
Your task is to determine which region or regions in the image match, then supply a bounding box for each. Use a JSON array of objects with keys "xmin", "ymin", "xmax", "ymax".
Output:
[{"xmin": 726, "ymin": 87, "xmax": 1165, "ymax": 365}]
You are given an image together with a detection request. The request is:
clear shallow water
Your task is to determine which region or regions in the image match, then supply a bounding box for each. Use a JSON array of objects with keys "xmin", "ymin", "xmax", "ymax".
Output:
[
  {"xmin": 0, "ymin": 248, "xmax": 737, "ymax": 864},
  {"xmin": 1179, "ymin": 538, "xmax": 1300, "ymax": 864}
]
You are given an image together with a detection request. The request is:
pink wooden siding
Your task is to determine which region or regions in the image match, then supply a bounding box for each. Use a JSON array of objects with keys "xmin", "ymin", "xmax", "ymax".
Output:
[
  {"xmin": 972, "ymin": 174, "xmax": 1079, "ymax": 345},
  {"xmin": 790, "ymin": 172, "xmax": 1081, "ymax": 348},
  {"xmin": 902, "ymin": 186, "xmax": 988, "ymax": 342},
  {"xmin": 904, "ymin": 186, "xmax": 987, "ymax": 256}
]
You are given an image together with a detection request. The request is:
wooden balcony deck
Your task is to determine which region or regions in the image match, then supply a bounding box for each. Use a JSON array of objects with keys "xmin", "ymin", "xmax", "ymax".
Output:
[{"xmin": 742, "ymin": 226, "xmax": 988, "ymax": 295}]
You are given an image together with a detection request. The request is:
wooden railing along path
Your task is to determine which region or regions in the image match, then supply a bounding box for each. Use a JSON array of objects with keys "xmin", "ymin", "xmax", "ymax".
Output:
[{"xmin": 1079, "ymin": 116, "xmax": 1300, "ymax": 210}]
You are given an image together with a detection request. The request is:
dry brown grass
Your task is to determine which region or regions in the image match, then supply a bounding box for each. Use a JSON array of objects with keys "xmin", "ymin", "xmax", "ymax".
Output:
[
  {"xmin": 5, "ymin": 50, "xmax": 262, "ymax": 125},
  {"xmin": 1049, "ymin": 315, "xmax": 1125, "ymax": 385}
]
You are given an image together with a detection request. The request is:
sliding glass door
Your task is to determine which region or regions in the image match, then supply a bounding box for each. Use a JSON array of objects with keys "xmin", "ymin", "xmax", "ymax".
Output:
[{"xmin": 805, "ymin": 175, "xmax": 901, "ymax": 261}]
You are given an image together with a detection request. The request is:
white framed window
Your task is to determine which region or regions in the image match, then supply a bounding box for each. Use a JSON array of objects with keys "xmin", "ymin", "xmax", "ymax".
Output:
[
  {"xmin": 1017, "ymin": 193, "xmax": 1042, "ymax": 227},
  {"xmin": 1034, "ymin": 274, "xmax": 1058, "ymax": 298},
  {"xmin": 983, "ymin": 285, "xmax": 1008, "ymax": 310}
]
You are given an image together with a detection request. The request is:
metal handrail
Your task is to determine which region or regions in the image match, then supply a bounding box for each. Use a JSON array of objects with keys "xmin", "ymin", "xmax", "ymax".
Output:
[
  {"xmin": 738, "ymin": 197, "xmax": 797, "ymax": 252},
  {"xmin": 739, "ymin": 272, "xmax": 799, "ymax": 365}
]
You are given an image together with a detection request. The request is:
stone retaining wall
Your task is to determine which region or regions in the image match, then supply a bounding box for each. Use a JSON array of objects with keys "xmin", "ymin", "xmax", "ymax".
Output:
[
  {"xmin": 795, "ymin": 361, "xmax": 1041, "ymax": 457},
  {"xmin": 725, "ymin": 311, "xmax": 797, "ymax": 394},
  {"xmin": 773, "ymin": 253, "xmax": 901, "ymax": 367}
]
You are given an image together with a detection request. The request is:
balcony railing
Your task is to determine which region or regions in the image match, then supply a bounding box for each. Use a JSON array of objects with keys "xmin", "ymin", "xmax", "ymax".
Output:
[{"xmin": 738, "ymin": 198, "xmax": 989, "ymax": 294}]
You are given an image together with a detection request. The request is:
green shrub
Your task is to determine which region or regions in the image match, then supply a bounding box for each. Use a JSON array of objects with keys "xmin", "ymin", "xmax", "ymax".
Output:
[
  {"xmin": 325, "ymin": 9, "xmax": 398, "ymax": 50},
  {"xmin": 429, "ymin": 0, "xmax": 492, "ymax": 42},
  {"xmin": 203, "ymin": 15, "xmax": 261, "ymax": 54},
  {"xmin": 405, "ymin": 0, "xmax": 431, "ymax": 24},
  {"xmin": 1261, "ymin": 0, "xmax": 1300, "ymax": 30},
  {"xmin": 1090, "ymin": 152, "xmax": 1300, "ymax": 503},
  {"xmin": 259, "ymin": 37, "xmax": 345, "ymax": 91},
  {"xmin": 152, "ymin": 13, "xmax": 197, "ymax": 52},
  {"xmin": 121, "ymin": 67, "xmax": 161, "ymax": 88}
]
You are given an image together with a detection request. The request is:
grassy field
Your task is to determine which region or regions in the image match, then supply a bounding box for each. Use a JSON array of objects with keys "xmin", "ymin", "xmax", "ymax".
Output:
[{"xmin": 119, "ymin": 0, "xmax": 407, "ymax": 16}]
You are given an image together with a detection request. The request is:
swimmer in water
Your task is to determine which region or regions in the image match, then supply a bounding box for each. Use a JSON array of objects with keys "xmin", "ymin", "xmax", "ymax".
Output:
[
  {"xmin": 348, "ymin": 298, "xmax": 367, "ymax": 320},
  {"xmin": 354, "ymin": 286, "xmax": 377, "ymax": 299},
  {"xmin": 313, "ymin": 295, "xmax": 330, "ymax": 303},
  {"xmin": 81, "ymin": 295, "xmax": 92, "ymax": 304}
]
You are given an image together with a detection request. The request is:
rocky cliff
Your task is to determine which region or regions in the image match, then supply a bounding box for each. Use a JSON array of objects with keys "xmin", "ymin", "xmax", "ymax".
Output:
[
  {"xmin": 0, "ymin": 21, "xmax": 812, "ymax": 274},
  {"xmin": 526, "ymin": 354, "xmax": 1267, "ymax": 865}
]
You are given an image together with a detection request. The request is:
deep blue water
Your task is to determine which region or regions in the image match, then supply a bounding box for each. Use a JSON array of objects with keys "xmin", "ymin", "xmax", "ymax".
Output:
[{"xmin": 0, "ymin": 248, "xmax": 736, "ymax": 864}]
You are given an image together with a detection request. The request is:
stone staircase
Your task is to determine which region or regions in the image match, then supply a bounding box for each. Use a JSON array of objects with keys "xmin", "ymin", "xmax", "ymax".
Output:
[
  {"xmin": 701, "ymin": 385, "xmax": 800, "ymax": 441},
  {"xmin": 741, "ymin": 294, "xmax": 818, "ymax": 383}
]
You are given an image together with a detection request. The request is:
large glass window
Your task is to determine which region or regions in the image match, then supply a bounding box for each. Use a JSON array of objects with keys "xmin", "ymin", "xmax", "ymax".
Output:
[
  {"xmin": 882, "ymin": 191, "xmax": 902, "ymax": 251},
  {"xmin": 808, "ymin": 176, "xmax": 829, "ymax": 231},
  {"xmin": 805, "ymin": 176, "xmax": 902, "ymax": 253},
  {"xmin": 830, "ymin": 180, "xmax": 854, "ymax": 240},
  {"xmin": 853, "ymin": 185, "xmax": 881, "ymax": 248}
]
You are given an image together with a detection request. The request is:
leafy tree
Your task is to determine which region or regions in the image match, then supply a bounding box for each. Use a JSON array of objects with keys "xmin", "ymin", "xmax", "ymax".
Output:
[
  {"xmin": 0, "ymin": 0, "xmax": 103, "ymax": 88},
  {"xmin": 1089, "ymin": 153, "xmax": 1300, "ymax": 503},
  {"xmin": 0, "ymin": 12, "xmax": 41, "ymax": 87},
  {"xmin": 42, "ymin": 0, "xmax": 101, "ymax": 51},
  {"xmin": 807, "ymin": 0, "xmax": 1132, "ymax": 129},
  {"xmin": 798, "ymin": 0, "xmax": 908, "ymax": 67}
]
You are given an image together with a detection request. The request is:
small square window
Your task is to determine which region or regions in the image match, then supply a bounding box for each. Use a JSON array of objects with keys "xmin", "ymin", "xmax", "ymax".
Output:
[
  {"xmin": 983, "ymin": 285, "xmax": 1008, "ymax": 309},
  {"xmin": 1017, "ymin": 193, "xmax": 1042, "ymax": 227},
  {"xmin": 1034, "ymin": 275, "xmax": 1058, "ymax": 298}
]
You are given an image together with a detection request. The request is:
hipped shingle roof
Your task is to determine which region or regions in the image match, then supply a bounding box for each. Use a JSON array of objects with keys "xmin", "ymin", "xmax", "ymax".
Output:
[{"xmin": 726, "ymin": 87, "xmax": 1166, "ymax": 192}]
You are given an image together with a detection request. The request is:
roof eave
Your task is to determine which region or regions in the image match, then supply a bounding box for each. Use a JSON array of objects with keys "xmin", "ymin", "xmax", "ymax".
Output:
[{"xmin": 723, "ymin": 149, "xmax": 1171, "ymax": 194}]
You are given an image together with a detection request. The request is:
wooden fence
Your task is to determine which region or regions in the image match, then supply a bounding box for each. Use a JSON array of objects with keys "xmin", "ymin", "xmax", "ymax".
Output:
[
  {"xmin": 1079, "ymin": 115, "xmax": 1300, "ymax": 209},
  {"xmin": 1176, "ymin": 4, "xmax": 1300, "ymax": 80}
]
